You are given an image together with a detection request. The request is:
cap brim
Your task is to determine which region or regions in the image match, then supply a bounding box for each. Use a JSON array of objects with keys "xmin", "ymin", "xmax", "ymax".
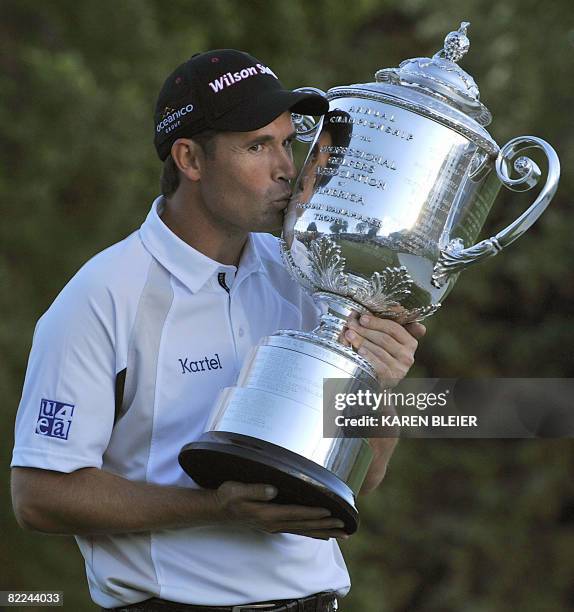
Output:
[{"xmin": 212, "ymin": 89, "xmax": 329, "ymax": 132}]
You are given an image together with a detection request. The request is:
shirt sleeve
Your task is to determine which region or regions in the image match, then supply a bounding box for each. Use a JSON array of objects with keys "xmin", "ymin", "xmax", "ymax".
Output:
[{"xmin": 11, "ymin": 274, "xmax": 118, "ymax": 473}]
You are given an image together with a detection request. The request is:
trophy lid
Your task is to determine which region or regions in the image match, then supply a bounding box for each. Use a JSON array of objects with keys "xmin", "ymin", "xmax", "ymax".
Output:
[
  {"xmin": 326, "ymin": 22, "xmax": 498, "ymax": 154},
  {"xmin": 374, "ymin": 22, "xmax": 492, "ymax": 127}
]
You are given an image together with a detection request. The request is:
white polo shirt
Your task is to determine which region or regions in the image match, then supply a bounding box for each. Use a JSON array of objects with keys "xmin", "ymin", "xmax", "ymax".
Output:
[{"xmin": 11, "ymin": 197, "xmax": 351, "ymax": 608}]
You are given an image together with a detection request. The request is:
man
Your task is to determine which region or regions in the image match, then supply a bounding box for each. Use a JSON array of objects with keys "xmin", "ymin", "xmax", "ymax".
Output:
[{"xmin": 11, "ymin": 50, "xmax": 425, "ymax": 611}]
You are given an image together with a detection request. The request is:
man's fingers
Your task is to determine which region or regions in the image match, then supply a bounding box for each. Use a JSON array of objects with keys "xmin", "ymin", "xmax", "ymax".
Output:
[
  {"xmin": 245, "ymin": 502, "xmax": 332, "ymax": 521},
  {"xmin": 218, "ymin": 482, "xmax": 352, "ymax": 537},
  {"xmin": 345, "ymin": 326, "xmax": 403, "ymax": 359},
  {"xmin": 271, "ymin": 518, "xmax": 346, "ymax": 532},
  {"xmin": 405, "ymin": 322, "xmax": 426, "ymax": 340},
  {"xmin": 359, "ymin": 315, "xmax": 412, "ymax": 342},
  {"xmin": 348, "ymin": 315, "xmax": 417, "ymax": 349},
  {"xmin": 353, "ymin": 342, "xmax": 393, "ymax": 378},
  {"xmin": 284, "ymin": 529, "xmax": 349, "ymax": 540},
  {"xmin": 346, "ymin": 331, "xmax": 415, "ymax": 374}
]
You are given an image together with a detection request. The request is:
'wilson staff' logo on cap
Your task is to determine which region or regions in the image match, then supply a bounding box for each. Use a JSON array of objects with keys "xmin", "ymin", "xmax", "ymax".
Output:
[{"xmin": 208, "ymin": 63, "xmax": 278, "ymax": 93}]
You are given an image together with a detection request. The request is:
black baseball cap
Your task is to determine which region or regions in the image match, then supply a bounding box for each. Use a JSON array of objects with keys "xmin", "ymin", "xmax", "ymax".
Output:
[{"xmin": 153, "ymin": 49, "xmax": 329, "ymax": 161}]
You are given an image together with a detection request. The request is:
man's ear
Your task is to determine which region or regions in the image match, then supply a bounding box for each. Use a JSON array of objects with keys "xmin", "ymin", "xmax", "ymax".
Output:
[{"xmin": 171, "ymin": 138, "xmax": 204, "ymax": 182}]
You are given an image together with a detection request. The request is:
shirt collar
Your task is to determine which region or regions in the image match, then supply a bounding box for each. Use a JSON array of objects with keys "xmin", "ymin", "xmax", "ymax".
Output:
[{"xmin": 139, "ymin": 196, "xmax": 264, "ymax": 294}]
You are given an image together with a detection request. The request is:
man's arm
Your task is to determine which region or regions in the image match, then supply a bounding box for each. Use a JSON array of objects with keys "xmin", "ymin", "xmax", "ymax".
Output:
[
  {"xmin": 11, "ymin": 466, "xmax": 348, "ymax": 539},
  {"xmin": 11, "ymin": 466, "xmax": 217, "ymax": 535},
  {"xmin": 345, "ymin": 317, "xmax": 427, "ymax": 495},
  {"xmin": 358, "ymin": 438, "xmax": 398, "ymax": 495}
]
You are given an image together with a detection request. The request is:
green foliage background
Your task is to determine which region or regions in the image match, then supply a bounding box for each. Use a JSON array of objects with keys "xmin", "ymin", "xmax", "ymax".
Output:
[{"xmin": 1, "ymin": 1, "xmax": 572, "ymax": 610}]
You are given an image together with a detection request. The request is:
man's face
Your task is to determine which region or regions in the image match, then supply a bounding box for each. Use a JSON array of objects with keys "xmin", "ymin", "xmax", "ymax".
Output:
[{"xmin": 197, "ymin": 111, "xmax": 297, "ymax": 233}]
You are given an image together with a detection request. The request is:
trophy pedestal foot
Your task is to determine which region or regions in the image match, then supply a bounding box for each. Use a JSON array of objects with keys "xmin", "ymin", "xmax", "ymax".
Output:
[{"xmin": 179, "ymin": 431, "xmax": 359, "ymax": 534}]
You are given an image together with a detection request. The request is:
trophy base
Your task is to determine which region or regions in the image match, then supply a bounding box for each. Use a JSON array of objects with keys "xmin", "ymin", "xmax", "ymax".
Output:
[{"xmin": 179, "ymin": 431, "xmax": 359, "ymax": 534}]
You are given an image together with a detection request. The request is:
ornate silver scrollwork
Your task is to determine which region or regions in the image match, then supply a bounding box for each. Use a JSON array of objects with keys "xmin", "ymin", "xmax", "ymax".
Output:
[
  {"xmin": 381, "ymin": 303, "xmax": 442, "ymax": 324},
  {"xmin": 431, "ymin": 237, "xmax": 502, "ymax": 288},
  {"xmin": 283, "ymin": 235, "xmax": 441, "ymax": 323},
  {"xmin": 306, "ymin": 236, "xmax": 349, "ymax": 294},
  {"xmin": 496, "ymin": 148, "xmax": 541, "ymax": 193},
  {"xmin": 351, "ymin": 267, "xmax": 412, "ymax": 312}
]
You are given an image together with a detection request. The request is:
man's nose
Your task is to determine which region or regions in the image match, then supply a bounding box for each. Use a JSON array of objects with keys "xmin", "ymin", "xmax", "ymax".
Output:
[{"xmin": 275, "ymin": 148, "xmax": 297, "ymax": 183}]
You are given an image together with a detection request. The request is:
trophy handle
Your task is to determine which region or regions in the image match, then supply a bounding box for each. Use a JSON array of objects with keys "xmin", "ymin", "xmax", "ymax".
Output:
[
  {"xmin": 431, "ymin": 136, "xmax": 560, "ymax": 288},
  {"xmin": 291, "ymin": 87, "xmax": 327, "ymax": 143}
]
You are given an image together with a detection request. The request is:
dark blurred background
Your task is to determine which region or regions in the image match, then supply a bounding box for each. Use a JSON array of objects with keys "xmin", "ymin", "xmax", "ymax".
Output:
[{"xmin": 1, "ymin": 1, "xmax": 573, "ymax": 610}]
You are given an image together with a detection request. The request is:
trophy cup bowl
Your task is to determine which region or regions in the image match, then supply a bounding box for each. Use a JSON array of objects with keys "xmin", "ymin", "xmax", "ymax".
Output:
[{"xmin": 179, "ymin": 23, "xmax": 560, "ymax": 534}]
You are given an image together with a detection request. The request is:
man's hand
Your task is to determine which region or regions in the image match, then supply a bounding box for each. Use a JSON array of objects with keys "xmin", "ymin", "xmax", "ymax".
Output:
[
  {"xmin": 341, "ymin": 315, "xmax": 426, "ymax": 495},
  {"xmin": 214, "ymin": 481, "xmax": 348, "ymax": 540},
  {"xmin": 344, "ymin": 315, "xmax": 426, "ymax": 385}
]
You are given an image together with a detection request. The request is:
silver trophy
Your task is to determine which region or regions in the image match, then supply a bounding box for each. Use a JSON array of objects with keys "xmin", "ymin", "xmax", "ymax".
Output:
[{"xmin": 179, "ymin": 23, "xmax": 560, "ymax": 533}]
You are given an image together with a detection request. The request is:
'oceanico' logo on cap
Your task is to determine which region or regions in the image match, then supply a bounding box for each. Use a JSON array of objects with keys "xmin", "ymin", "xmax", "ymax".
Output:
[
  {"xmin": 156, "ymin": 104, "xmax": 195, "ymax": 133},
  {"xmin": 208, "ymin": 63, "xmax": 278, "ymax": 93}
]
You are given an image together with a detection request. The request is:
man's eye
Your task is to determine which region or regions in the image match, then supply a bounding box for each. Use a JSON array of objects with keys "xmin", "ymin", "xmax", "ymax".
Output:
[{"xmin": 249, "ymin": 143, "xmax": 263, "ymax": 152}]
